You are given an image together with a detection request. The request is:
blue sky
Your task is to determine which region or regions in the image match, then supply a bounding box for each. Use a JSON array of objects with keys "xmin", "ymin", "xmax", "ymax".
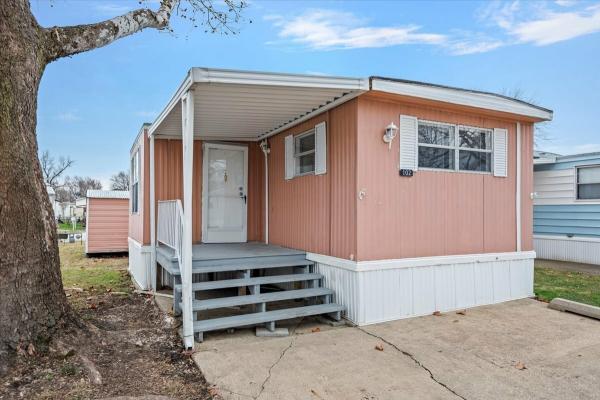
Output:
[{"xmin": 33, "ymin": 0, "xmax": 600, "ymax": 188}]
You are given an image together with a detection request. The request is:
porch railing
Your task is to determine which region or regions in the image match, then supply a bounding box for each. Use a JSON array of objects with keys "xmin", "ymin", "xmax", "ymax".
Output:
[{"xmin": 157, "ymin": 200, "xmax": 184, "ymax": 272}]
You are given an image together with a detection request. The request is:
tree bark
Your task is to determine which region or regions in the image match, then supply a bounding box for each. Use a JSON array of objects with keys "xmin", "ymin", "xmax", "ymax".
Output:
[
  {"xmin": 0, "ymin": 0, "xmax": 71, "ymax": 366},
  {"xmin": 0, "ymin": 0, "xmax": 177, "ymax": 369}
]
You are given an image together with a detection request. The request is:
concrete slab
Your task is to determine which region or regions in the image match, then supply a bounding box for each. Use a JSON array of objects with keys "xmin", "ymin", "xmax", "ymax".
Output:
[
  {"xmin": 549, "ymin": 297, "xmax": 600, "ymax": 320},
  {"xmin": 256, "ymin": 327, "xmax": 289, "ymax": 337},
  {"xmin": 193, "ymin": 299, "xmax": 600, "ymax": 400}
]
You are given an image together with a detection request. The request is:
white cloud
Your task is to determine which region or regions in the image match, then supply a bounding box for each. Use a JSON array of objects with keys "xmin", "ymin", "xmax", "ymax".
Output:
[
  {"xmin": 509, "ymin": 7, "xmax": 600, "ymax": 45},
  {"xmin": 266, "ymin": 9, "xmax": 446, "ymax": 50},
  {"xmin": 56, "ymin": 112, "xmax": 81, "ymax": 122},
  {"xmin": 480, "ymin": 1, "xmax": 600, "ymax": 46}
]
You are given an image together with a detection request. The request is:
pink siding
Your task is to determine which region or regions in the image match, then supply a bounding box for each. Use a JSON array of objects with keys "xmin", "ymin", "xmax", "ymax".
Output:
[
  {"xmin": 88, "ymin": 198, "xmax": 129, "ymax": 253},
  {"xmin": 355, "ymin": 95, "xmax": 526, "ymax": 261},
  {"xmin": 128, "ymin": 129, "xmax": 149, "ymax": 244},
  {"xmin": 267, "ymin": 99, "xmax": 358, "ymax": 259}
]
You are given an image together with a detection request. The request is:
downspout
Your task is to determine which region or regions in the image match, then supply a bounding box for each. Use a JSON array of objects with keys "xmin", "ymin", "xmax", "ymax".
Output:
[
  {"xmin": 260, "ymin": 139, "xmax": 270, "ymax": 244},
  {"xmin": 516, "ymin": 122, "xmax": 522, "ymax": 252}
]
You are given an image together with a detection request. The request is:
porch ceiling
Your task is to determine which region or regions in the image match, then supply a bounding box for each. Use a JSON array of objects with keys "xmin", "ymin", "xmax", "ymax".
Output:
[{"xmin": 149, "ymin": 68, "xmax": 368, "ymax": 141}]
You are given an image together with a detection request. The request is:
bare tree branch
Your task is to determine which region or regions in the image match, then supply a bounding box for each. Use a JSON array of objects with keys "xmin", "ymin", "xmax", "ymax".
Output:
[
  {"xmin": 43, "ymin": 0, "xmax": 177, "ymax": 61},
  {"xmin": 40, "ymin": 150, "xmax": 74, "ymax": 188},
  {"xmin": 110, "ymin": 171, "xmax": 130, "ymax": 191}
]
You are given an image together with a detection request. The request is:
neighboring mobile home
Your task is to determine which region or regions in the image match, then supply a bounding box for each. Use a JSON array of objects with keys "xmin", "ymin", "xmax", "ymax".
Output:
[
  {"xmin": 533, "ymin": 152, "xmax": 600, "ymax": 265},
  {"xmin": 86, "ymin": 190, "xmax": 129, "ymax": 254},
  {"xmin": 128, "ymin": 68, "xmax": 552, "ymax": 347}
]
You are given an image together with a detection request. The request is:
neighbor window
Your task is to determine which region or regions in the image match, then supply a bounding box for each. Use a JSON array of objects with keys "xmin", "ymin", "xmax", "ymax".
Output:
[
  {"xmin": 131, "ymin": 149, "xmax": 140, "ymax": 213},
  {"xmin": 294, "ymin": 129, "xmax": 315, "ymax": 175},
  {"xmin": 576, "ymin": 165, "xmax": 600, "ymax": 200},
  {"xmin": 418, "ymin": 121, "xmax": 492, "ymax": 173}
]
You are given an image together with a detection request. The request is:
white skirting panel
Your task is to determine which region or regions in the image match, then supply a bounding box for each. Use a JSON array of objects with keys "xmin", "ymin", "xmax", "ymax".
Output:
[
  {"xmin": 128, "ymin": 238, "xmax": 152, "ymax": 290},
  {"xmin": 310, "ymin": 251, "xmax": 535, "ymax": 326},
  {"xmin": 534, "ymin": 235, "xmax": 600, "ymax": 265}
]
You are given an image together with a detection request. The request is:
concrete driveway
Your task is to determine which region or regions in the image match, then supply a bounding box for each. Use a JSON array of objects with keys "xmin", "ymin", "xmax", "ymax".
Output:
[{"xmin": 193, "ymin": 299, "xmax": 600, "ymax": 400}]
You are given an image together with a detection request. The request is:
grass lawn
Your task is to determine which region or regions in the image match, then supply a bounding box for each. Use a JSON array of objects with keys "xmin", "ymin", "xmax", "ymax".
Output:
[
  {"xmin": 534, "ymin": 265, "xmax": 600, "ymax": 307},
  {"xmin": 60, "ymin": 242, "xmax": 131, "ymax": 294},
  {"xmin": 58, "ymin": 222, "xmax": 84, "ymax": 231}
]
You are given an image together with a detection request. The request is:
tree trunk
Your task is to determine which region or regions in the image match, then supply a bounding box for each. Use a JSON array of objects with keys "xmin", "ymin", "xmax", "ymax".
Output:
[{"xmin": 0, "ymin": 0, "xmax": 71, "ymax": 367}]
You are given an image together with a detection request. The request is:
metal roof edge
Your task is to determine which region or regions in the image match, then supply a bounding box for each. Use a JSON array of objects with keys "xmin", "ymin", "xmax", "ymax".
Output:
[{"xmin": 369, "ymin": 76, "xmax": 553, "ymax": 121}]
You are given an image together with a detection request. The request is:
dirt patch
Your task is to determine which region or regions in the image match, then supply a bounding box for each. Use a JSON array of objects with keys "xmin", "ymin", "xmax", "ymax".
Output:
[{"xmin": 0, "ymin": 290, "xmax": 215, "ymax": 399}]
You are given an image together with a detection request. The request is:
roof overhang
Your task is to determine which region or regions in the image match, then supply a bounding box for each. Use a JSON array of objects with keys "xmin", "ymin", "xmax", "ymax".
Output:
[
  {"xmin": 370, "ymin": 77, "xmax": 553, "ymax": 122},
  {"xmin": 148, "ymin": 68, "xmax": 368, "ymax": 140},
  {"xmin": 147, "ymin": 68, "xmax": 553, "ymax": 141}
]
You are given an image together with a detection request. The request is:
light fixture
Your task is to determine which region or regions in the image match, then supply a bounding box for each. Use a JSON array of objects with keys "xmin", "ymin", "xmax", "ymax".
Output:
[{"xmin": 383, "ymin": 122, "xmax": 398, "ymax": 150}]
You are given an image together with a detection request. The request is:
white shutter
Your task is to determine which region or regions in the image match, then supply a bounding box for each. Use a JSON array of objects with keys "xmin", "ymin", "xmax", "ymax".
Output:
[
  {"xmin": 493, "ymin": 128, "xmax": 508, "ymax": 177},
  {"xmin": 314, "ymin": 122, "xmax": 327, "ymax": 175},
  {"xmin": 399, "ymin": 115, "xmax": 418, "ymax": 171},
  {"xmin": 284, "ymin": 134, "xmax": 295, "ymax": 180}
]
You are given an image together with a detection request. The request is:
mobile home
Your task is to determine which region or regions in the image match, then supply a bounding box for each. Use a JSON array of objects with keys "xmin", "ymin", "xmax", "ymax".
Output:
[
  {"xmin": 128, "ymin": 68, "xmax": 552, "ymax": 346},
  {"xmin": 533, "ymin": 152, "xmax": 600, "ymax": 265}
]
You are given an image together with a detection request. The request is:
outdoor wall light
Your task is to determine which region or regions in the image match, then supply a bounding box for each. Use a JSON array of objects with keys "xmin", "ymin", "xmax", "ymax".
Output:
[{"xmin": 383, "ymin": 122, "xmax": 398, "ymax": 150}]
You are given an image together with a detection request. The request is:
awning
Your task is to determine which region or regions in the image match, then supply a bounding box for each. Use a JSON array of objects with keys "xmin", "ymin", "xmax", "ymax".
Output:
[{"xmin": 148, "ymin": 68, "xmax": 368, "ymax": 140}]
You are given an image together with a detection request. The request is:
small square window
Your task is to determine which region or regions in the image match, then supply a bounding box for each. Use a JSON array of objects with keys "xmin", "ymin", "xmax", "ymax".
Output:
[
  {"xmin": 577, "ymin": 165, "xmax": 600, "ymax": 200},
  {"xmin": 294, "ymin": 130, "xmax": 316, "ymax": 175}
]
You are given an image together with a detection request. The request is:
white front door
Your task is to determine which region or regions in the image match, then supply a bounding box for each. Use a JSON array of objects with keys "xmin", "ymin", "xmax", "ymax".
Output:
[{"xmin": 202, "ymin": 143, "xmax": 248, "ymax": 243}]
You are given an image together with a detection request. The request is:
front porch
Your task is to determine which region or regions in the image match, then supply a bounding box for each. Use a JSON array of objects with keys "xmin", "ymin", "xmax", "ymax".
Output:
[{"xmin": 154, "ymin": 238, "xmax": 344, "ymax": 343}]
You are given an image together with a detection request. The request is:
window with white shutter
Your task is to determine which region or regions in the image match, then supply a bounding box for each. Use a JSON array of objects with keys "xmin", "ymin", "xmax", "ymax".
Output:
[{"xmin": 284, "ymin": 122, "xmax": 327, "ymax": 179}]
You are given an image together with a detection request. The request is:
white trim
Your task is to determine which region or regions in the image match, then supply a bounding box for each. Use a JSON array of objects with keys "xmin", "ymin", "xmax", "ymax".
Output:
[
  {"xmin": 201, "ymin": 142, "xmax": 249, "ymax": 243},
  {"xmin": 148, "ymin": 71, "xmax": 194, "ymax": 137},
  {"xmin": 371, "ymin": 78, "xmax": 553, "ymax": 121},
  {"xmin": 127, "ymin": 238, "xmax": 152, "ymax": 290},
  {"xmin": 306, "ymin": 250, "xmax": 536, "ymax": 272},
  {"xmin": 534, "ymin": 234, "xmax": 600, "ymax": 243},
  {"xmin": 149, "ymin": 135, "xmax": 157, "ymax": 291},
  {"xmin": 181, "ymin": 90, "xmax": 195, "ymax": 349},
  {"xmin": 516, "ymin": 122, "xmax": 522, "ymax": 252}
]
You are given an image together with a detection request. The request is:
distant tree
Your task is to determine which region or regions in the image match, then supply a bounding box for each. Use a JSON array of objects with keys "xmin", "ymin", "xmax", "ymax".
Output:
[
  {"xmin": 39, "ymin": 150, "xmax": 74, "ymax": 188},
  {"xmin": 502, "ymin": 87, "xmax": 552, "ymax": 148},
  {"xmin": 110, "ymin": 171, "xmax": 130, "ymax": 191},
  {"xmin": 62, "ymin": 176, "xmax": 102, "ymax": 201}
]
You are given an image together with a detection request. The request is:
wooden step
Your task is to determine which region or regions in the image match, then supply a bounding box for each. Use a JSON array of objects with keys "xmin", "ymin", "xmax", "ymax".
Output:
[
  {"xmin": 175, "ymin": 273, "xmax": 323, "ymax": 292},
  {"xmin": 187, "ymin": 288, "xmax": 333, "ymax": 311},
  {"xmin": 193, "ymin": 303, "xmax": 345, "ymax": 332}
]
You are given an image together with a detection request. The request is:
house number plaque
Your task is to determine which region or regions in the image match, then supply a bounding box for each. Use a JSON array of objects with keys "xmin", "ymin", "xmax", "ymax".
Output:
[{"xmin": 399, "ymin": 169, "xmax": 414, "ymax": 177}]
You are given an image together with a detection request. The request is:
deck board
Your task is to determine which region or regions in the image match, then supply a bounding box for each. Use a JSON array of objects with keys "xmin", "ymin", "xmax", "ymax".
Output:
[{"xmin": 157, "ymin": 242, "xmax": 304, "ymax": 262}]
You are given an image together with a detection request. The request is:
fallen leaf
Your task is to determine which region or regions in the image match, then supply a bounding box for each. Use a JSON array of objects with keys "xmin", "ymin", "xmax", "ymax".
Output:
[
  {"xmin": 311, "ymin": 327, "xmax": 321, "ymax": 333},
  {"xmin": 515, "ymin": 361, "xmax": 526, "ymax": 370},
  {"xmin": 433, "ymin": 311, "xmax": 442, "ymax": 316},
  {"xmin": 27, "ymin": 343, "xmax": 36, "ymax": 356},
  {"xmin": 456, "ymin": 310, "xmax": 466, "ymax": 315},
  {"xmin": 374, "ymin": 344, "xmax": 384, "ymax": 351},
  {"xmin": 106, "ymin": 288, "xmax": 112, "ymax": 293},
  {"xmin": 89, "ymin": 303, "xmax": 97, "ymax": 310},
  {"xmin": 453, "ymin": 319, "xmax": 459, "ymax": 323}
]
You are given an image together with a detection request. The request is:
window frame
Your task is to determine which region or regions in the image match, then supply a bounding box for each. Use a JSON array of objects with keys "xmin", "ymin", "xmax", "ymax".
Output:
[
  {"xmin": 130, "ymin": 148, "xmax": 140, "ymax": 214},
  {"xmin": 417, "ymin": 119, "xmax": 494, "ymax": 174},
  {"xmin": 293, "ymin": 129, "xmax": 316, "ymax": 177},
  {"xmin": 575, "ymin": 164, "xmax": 600, "ymax": 201}
]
